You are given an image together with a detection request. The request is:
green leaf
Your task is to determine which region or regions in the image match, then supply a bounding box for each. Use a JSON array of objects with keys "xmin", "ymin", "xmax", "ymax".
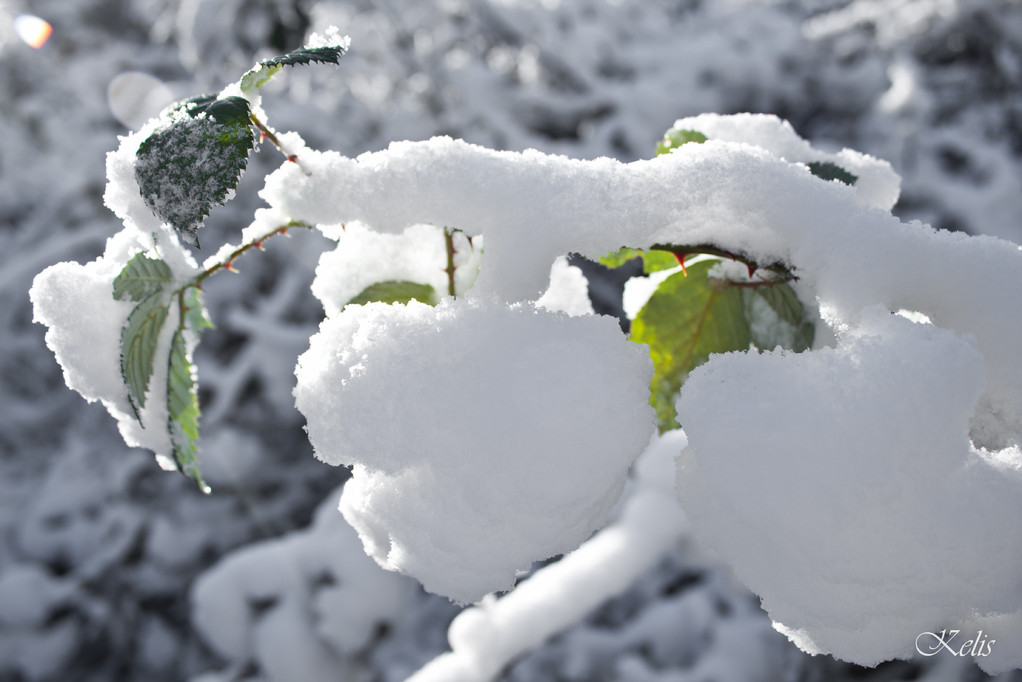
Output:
[
  {"xmin": 121, "ymin": 292, "xmax": 170, "ymax": 421},
  {"xmin": 113, "ymin": 253, "xmax": 172, "ymax": 302},
  {"xmin": 167, "ymin": 329, "xmax": 209, "ymax": 493},
  {"xmin": 346, "ymin": 281, "xmax": 439, "ymax": 308},
  {"xmin": 807, "ymin": 161, "xmax": 857, "ymax": 186},
  {"xmin": 135, "ymin": 95, "xmax": 256, "ymax": 246},
  {"xmin": 183, "ymin": 287, "xmax": 214, "ymax": 332},
  {"xmin": 742, "ymin": 282, "xmax": 815, "ymax": 352},
  {"xmin": 631, "ymin": 259, "xmax": 751, "ymax": 431},
  {"xmin": 600, "ymin": 247, "xmax": 680, "ymax": 274},
  {"xmin": 656, "ymin": 129, "xmax": 708, "ymax": 156},
  {"xmin": 240, "ymin": 44, "xmax": 348, "ymax": 92}
]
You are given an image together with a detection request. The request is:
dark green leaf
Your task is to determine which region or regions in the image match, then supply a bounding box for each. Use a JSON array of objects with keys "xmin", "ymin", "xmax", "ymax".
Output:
[
  {"xmin": 259, "ymin": 45, "xmax": 347, "ymax": 69},
  {"xmin": 240, "ymin": 44, "xmax": 348, "ymax": 92},
  {"xmin": 121, "ymin": 292, "xmax": 170, "ymax": 421},
  {"xmin": 113, "ymin": 253, "xmax": 172, "ymax": 302},
  {"xmin": 631, "ymin": 260, "xmax": 751, "ymax": 431},
  {"xmin": 742, "ymin": 282, "xmax": 815, "ymax": 352},
  {"xmin": 656, "ymin": 129, "xmax": 708, "ymax": 156},
  {"xmin": 346, "ymin": 281, "xmax": 439, "ymax": 308},
  {"xmin": 202, "ymin": 96, "xmax": 253, "ymax": 126},
  {"xmin": 135, "ymin": 96, "xmax": 256, "ymax": 246},
  {"xmin": 807, "ymin": 161, "xmax": 857, "ymax": 186},
  {"xmin": 600, "ymin": 247, "xmax": 680, "ymax": 274},
  {"xmin": 168, "ymin": 329, "xmax": 209, "ymax": 493}
]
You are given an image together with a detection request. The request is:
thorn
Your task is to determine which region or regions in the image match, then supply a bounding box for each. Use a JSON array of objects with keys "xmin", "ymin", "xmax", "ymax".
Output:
[
  {"xmin": 253, "ymin": 240, "xmax": 265, "ymax": 251},
  {"xmin": 746, "ymin": 263, "xmax": 757, "ymax": 278},
  {"xmin": 260, "ymin": 131, "xmax": 267, "ymax": 142},
  {"xmin": 279, "ymin": 227, "xmax": 291, "ymax": 237},
  {"xmin": 225, "ymin": 259, "xmax": 239, "ymax": 273},
  {"xmin": 466, "ymin": 235, "xmax": 475, "ymax": 250},
  {"xmin": 287, "ymin": 154, "xmax": 299, "ymax": 164},
  {"xmin": 674, "ymin": 252, "xmax": 688, "ymax": 275}
]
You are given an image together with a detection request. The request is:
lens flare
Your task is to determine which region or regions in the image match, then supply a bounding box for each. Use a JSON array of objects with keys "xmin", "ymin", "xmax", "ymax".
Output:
[{"xmin": 14, "ymin": 14, "xmax": 52, "ymax": 49}]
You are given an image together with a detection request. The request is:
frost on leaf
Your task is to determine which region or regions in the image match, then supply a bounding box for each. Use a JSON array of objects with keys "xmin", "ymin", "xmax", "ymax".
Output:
[
  {"xmin": 346, "ymin": 280, "xmax": 439, "ymax": 308},
  {"xmin": 168, "ymin": 328, "xmax": 209, "ymax": 493},
  {"xmin": 121, "ymin": 292, "xmax": 170, "ymax": 421},
  {"xmin": 113, "ymin": 252, "xmax": 172, "ymax": 301},
  {"xmin": 135, "ymin": 95, "xmax": 256, "ymax": 246}
]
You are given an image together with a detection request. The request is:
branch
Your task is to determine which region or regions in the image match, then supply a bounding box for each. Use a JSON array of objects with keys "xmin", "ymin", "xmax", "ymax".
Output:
[{"xmin": 649, "ymin": 243, "xmax": 795, "ymax": 280}]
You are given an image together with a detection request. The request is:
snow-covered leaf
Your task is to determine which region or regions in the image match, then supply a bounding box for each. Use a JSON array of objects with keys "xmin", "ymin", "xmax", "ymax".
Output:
[
  {"xmin": 631, "ymin": 259, "xmax": 750, "ymax": 431},
  {"xmin": 346, "ymin": 280, "xmax": 439, "ymax": 308},
  {"xmin": 167, "ymin": 328, "xmax": 209, "ymax": 493},
  {"xmin": 112, "ymin": 252, "xmax": 172, "ymax": 302},
  {"xmin": 656, "ymin": 128, "xmax": 707, "ymax": 156},
  {"xmin": 135, "ymin": 95, "xmax": 256, "ymax": 246},
  {"xmin": 120, "ymin": 292, "xmax": 170, "ymax": 420},
  {"xmin": 807, "ymin": 161, "xmax": 857, "ymax": 186}
]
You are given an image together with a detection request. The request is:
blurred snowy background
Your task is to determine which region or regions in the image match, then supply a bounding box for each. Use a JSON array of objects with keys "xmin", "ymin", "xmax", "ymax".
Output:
[{"xmin": 2, "ymin": 0, "xmax": 1021, "ymax": 680}]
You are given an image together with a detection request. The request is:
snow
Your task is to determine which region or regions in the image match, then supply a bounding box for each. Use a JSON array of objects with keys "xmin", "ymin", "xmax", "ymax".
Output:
[
  {"xmin": 274, "ymin": 111, "xmax": 1022, "ymax": 670},
  {"xmin": 191, "ymin": 487, "xmax": 418, "ymax": 682},
  {"xmin": 10, "ymin": 1, "xmax": 1022, "ymax": 680},
  {"xmin": 310, "ymin": 222, "xmax": 481, "ymax": 318},
  {"xmin": 294, "ymin": 298, "xmax": 655, "ymax": 603},
  {"xmin": 666, "ymin": 113, "xmax": 902, "ymax": 211},
  {"xmin": 407, "ymin": 430, "xmax": 688, "ymax": 682},
  {"xmin": 535, "ymin": 255, "xmax": 594, "ymax": 317},
  {"xmin": 29, "ymin": 224, "xmax": 201, "ymax": 462},
  {"xmin": 676, "ymin": 306, "xmax": 1022, "ymax": 673}
]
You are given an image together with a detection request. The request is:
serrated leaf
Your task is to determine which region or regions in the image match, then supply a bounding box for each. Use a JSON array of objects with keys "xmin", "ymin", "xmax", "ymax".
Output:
[
  {"xmin": 600, "ymin": 247, "xmax": 680, "ymax": 273},
  {"xmin": 807, "ymin": 161, "xmax": 857, "ymax": 186},
  {"xmin": 260, "ymin": 45, "xmax": 347, "ymax": 69},
  {"xmin": 135, "ymin": 96, "xmax": 256, "ymax": 246},
  {"xmin": 240, "ymin": 44, "xmax": 348, "ymax": 92},
  {"xmin": 656, "ymin": 129, "xmax": 708, "ymax": 156},
  {"xmin": 742, "ymin": 282, "xmax": 815, "ymax": 352},
  {"xmin": 346, "ymin": 280, "xmax": 439, "ymax": 307},
  {"xmin": 121, "ymin": 292, "xmax": 170, "ymax": 421},
  {"xmin": 113, "ymin": 253, "xmax": 172, "ymax": 302},
  {"xmin": 631, "ymin": 259, "xmax": 751, "ymax": 431},
  {"xmin": 167, "ymin": 329, "xmax": 209, "ymax": 493}
]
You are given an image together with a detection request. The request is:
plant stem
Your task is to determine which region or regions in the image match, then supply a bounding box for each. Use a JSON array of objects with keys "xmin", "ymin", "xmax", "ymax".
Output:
[
  {"xmin": 649, "ymin": 243, "xmax": 794, "ymax": 279},
  {"xmin": 443, "ymin": 227, "xmax": 458, "ymax": 298},
  {"xmin": 193, "ymin": 220, "xmax": 311, "ymax": 290},
  {"xmin": 249, "ymin": 113, "xmax": 310, "ymax": 175}
]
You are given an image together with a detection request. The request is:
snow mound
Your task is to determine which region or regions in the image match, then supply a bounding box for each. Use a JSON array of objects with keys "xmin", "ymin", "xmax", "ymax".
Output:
[
  {"xmin": 191, "ymin": 487, "xmax": 417, "ymax": 682},
  {"xmin": 294, "ymin": 299, "xmax": 655, "ymax": 603},
  {"xmin": 677, "ymin": 306, "xmax": 1022, "ymax": 673}
]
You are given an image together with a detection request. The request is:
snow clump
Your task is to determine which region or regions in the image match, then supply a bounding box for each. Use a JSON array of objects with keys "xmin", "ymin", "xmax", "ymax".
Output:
[
  {"xmin": 294, "ymin": 299, "xmax": 655, "ymax": 603},
  {"xmin": 677, "ymin": 306, "xmax": 1022, "ymax": 674}
]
